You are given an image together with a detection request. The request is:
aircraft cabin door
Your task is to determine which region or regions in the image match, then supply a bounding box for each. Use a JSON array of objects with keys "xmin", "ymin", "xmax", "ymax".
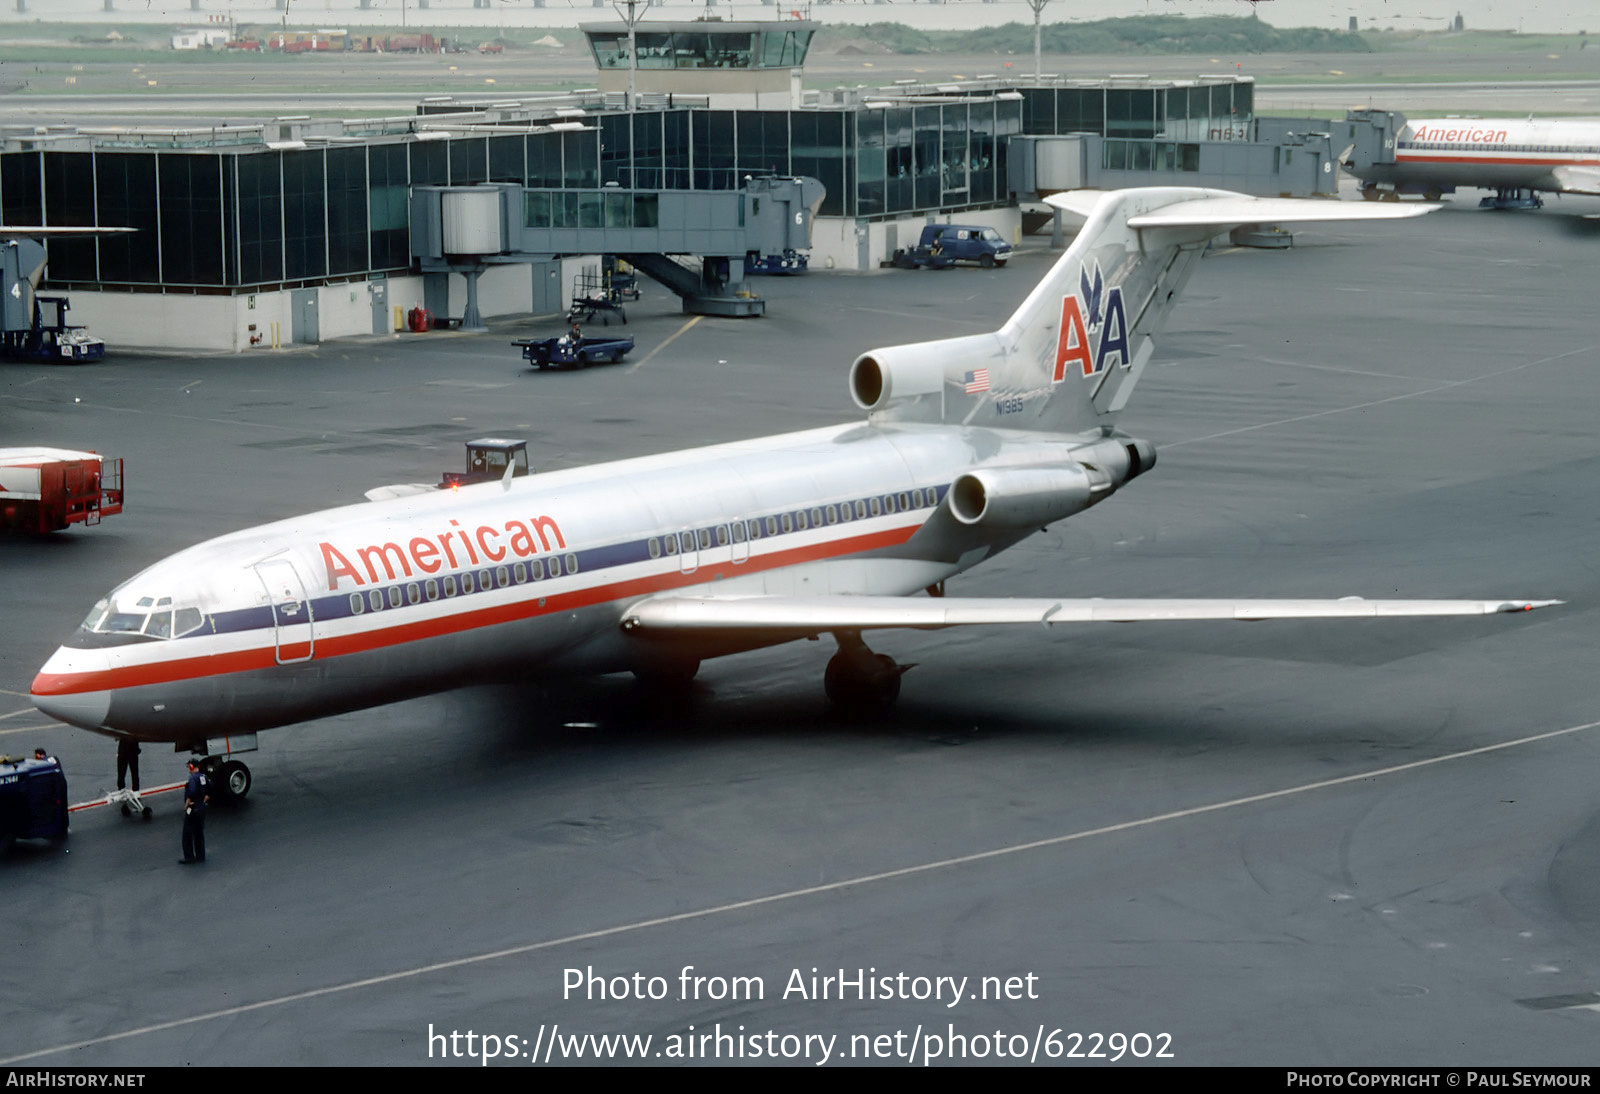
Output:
[
  {"xmin": 677, "ymin": 529, "xmax": 698, "ymax": 575},
  {"xmin": 254, "ymin": 558, "xmax": 315, "ymax": 664}
]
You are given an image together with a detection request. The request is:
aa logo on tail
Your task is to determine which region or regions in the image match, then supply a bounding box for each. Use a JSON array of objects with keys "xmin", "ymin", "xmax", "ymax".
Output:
[{"xmin": 1053, "ymin": 263, "xmax": 1130, "ymax": 383}]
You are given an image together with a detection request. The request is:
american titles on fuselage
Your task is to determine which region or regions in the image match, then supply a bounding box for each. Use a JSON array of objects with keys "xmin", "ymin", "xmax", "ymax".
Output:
[
  {"xmin": 1053, "ymin": 262, "xmax": 1129, "ymax": 383},
  {"xmin": 1407, "ymin": 125, "xmax": 1509, "ymax": 145},
  {"xmin": 319, "ymin": 515, "xmax": 569, "ymax": 591}
]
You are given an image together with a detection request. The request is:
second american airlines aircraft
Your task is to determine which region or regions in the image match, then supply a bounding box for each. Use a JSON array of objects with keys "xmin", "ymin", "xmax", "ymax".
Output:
[{"xmin": 31, "ymin": 188, "xmax": 1557, "ymax": 799}]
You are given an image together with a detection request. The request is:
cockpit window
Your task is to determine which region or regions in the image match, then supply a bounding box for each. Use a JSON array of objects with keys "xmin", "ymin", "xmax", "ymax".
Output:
[{"xmin": 82, "ymin": 594, "xmax": 207, "ymax": 640}]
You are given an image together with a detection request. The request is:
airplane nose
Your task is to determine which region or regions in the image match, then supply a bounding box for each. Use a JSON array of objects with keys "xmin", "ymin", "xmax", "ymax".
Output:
[{"xmin": 32, "ymin": 648, "xmax": 112, "ymax": 730}]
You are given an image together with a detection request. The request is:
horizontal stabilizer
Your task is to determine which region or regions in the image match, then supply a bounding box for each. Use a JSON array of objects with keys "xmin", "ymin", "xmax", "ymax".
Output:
[
  {"xmin": 1044, "ymin": 191, "xmax": 1437, "ymax": 227},
  {"xmin": 624, "ymin": 595, "xmax": 1561, "ymax": 632},
  {"xmin": 363, "ymin": 483, "xmax": 435, "ymax": 502}
]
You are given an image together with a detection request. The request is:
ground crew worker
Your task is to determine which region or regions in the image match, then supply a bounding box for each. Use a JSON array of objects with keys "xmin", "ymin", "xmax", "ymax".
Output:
[
  {"xmin": 179, "ymin": 759, "xmax": 209, "ymax": 865},
  {"xmin": 116, "ymin": 737, "xmax": 140, "ymax": 815}
]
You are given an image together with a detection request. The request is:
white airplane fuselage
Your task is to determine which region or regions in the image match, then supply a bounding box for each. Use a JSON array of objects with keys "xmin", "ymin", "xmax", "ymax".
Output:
[
  {"xmin": 1356, "ymin": 117, "xmax": 1600, "ymax": 195},
  {"xmin": 31, "ymin": 420, "xmax": 1124, "ymax": 741}
]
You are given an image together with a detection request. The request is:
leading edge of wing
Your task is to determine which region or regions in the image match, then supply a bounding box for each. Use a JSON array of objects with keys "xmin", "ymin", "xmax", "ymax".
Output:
[{"xmin": 622, "ymin": 595, "xmax": 1562, "ymax": 632}]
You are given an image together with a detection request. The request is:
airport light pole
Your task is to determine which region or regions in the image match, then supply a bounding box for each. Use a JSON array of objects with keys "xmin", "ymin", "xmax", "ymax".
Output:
[
  {"xmin": 1026, "ymin": 0, "xmax": 1051, "ymax": 83},
  {"xmin": 613, "ymin": 0, "xmax": 642, "ymax": 112}
]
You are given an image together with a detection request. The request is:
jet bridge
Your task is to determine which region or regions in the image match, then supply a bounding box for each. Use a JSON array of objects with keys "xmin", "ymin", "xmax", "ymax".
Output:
[{"xmin": 410, "ymin": 176, "xmax": 824, "ymax": 321}]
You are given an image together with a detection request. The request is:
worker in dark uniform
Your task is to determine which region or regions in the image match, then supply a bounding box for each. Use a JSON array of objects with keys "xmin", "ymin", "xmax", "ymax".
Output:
[
  {"xmin": 179, "ymin": 758, "xmax": 209, "ymax": 865},
  {"xmin": 116, "ymin": 737, "xmax": 141, "ymax": 815}
]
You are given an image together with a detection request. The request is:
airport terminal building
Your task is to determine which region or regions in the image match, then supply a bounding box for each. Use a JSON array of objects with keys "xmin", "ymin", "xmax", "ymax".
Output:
[{"xmin": 0, "ymin": 18, "xmax": 1320, "ymax": 351}]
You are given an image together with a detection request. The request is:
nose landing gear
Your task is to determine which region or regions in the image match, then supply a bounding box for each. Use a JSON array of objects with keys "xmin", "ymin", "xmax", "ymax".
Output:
[{"xmin": 824, "ymin": 632, "xmax": 913, "ymax": 716}]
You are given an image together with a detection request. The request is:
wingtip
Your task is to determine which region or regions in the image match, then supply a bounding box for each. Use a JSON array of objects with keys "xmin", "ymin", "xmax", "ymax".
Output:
[{"xmin": 1497, "ymin": 599, "xmax": 1564, "ymax": 613}]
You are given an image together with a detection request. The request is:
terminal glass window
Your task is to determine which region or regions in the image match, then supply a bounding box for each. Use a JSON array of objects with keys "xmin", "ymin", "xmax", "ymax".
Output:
[
  {"xmin": 633, "ymin": 112, "xmax": 663, "ymax": 190},
  {"xmin": 368, "ymin": 143, "xmax": 410, "ymax": 272},
  {"xmin": 326, "ymin": 146, "xmax": 368, "ymax": 276},
  {"xmin": 604, "ymin": 191, "xmax": 629, "ymax": 228},
  {"xmin": 488, "ymin": 136, "xmax": 524, "ymax": 184},
  {"xmin": 661, "ymin": 111, "xmax": 690, "ymax": 190},
  {"xmin": 914, "ymin": 107, "xmax": 941, "ymax": 210},
  {"xmin": 159, "ymin": 153, "xmax": 224, "ymax": 285},
  {"xmin": 632, "ymin": 192, "xmax": 658, "ymax": 228},
  {"xmin": 601, "ymin": 115, "xmax": 631, "ymax": 187},
  {"xmin": 234, "ymin": 151, "xmax": 282, "ymax": 285},
  {"xmin": 590, "ymin": 32, "xmax": 628, "ymax": 69},
  {"xmin": 635, "ymin": 31, "xmax": 673, "ymax": 69},
  {"xmin": 941, "ymin": 103, "xmax": 969, "ymax": 203},
  {"xmin": 0, "ymin": 151, "xmax": 42, "ymax": 226},
  {"xmin": 563, "ymin": 130, "xmax": 599, "ymax": 188},
  {"xmin": 450, "ymin": 138, "xmax": 487, "ymax": 186},
  {"xmin": 884, "ymin": 107, "xmax": 912, "ymax": 213},
  {"xmin": 759, "ymin": 29, "xmax": 812, "ymax": 68},
  {"xmin": 42, "ymin": 152, "xmax": 96, "ymax": 282},
  {"xmin": 528, "ymin": 133, "xmax": 561, "ymax": 189},
  {"xmin": 524, "ymin": 191, "xmax": 551, "ymax": 228},
  {"xmin": 1021, "ymin": 89, "xmax": 1054, "ymax": 134},
  {"xmin": 409, "ymin": 140, "xmax": 448, "ymax": 187},
  {"xmin": 282, "ymin": 149, "xmax": 327, "ymax": 280}
]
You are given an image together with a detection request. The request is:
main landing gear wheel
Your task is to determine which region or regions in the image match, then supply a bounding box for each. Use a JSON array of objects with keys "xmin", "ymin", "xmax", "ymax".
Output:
[
  {"xmin": 200, "ymin": 757, "xmax": 252, "ymax": 802},
  {"xmin": 219, "ymin": 760, "xmax": 252, "ymax": 801},
  {"xmin": 824, "ymin": 633, "xmax": 912, "ymax": 716}
]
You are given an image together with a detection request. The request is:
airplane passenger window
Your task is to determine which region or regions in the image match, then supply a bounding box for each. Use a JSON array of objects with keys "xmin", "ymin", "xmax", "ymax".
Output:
[
  {"xmin": 497, "ymin": 566, "xmax": 510, "ymax": 587},
  {"xmin": 809, "ymin": 508, "xmax": 822, "ymax": 526},
  {"xmin": 732, "ymin": 523, "xmax": 746, "ymax": 543},
  {"xmin": 426, "ymin": 579, "xmax": 440, "ymax": 600},
  {"xmin": 766, "ymin": 516, "xmax": 779, "ymax": 536},
  {"xmin": 513, "ymin": 564, "xmax": 528, "ymax": 584},
  {"xmin": 444, "ymin": 575, "xmax": 457, "ymax": 597},
  {"xmin": 855, "ymin": 500, "xmax": 868, "ymax": 520},
  {"xmin": 883, "ymin": 495, "xmax": 896, "ymax": 514},
  {"xmin": 387, "ymin": 586, "xmax": 403, "ymax": 609},
  {"xmin": 697, "ymin": 528, "xmax": 712, "ymax": 550},
  {"xmin": 662, "ymin": 536, "xmax": 677, "ymax": 556},
  {"xmin": 869, "ymin": 497, "xmax": 881, "ymax": 517},
  {"xmin": 461, "ymin": 573, "xmax": 476, "ymax": 594},
  {"xmin": 839, "ymin": 503, "xmax": 853, "ymax": 523},
  {"xmin": 480, "ymin": 569, "xmax": 493, "ymax": 590},
  {"xmin": 350, "ymin": 594, "xmax": 365, "ymax": 615},
  {"xmin": 897, "ymin": 492, "xmax": 910, "ymax": 510},
  {"xmin": 548, "ymin": 556, "xmax": 563, "ymax": 578},
  {"xmin": 748, "ymin": 519, "xmax": 762, "ymax": 539},
  {"xmin": 368, "ymin": 590, "xmax": 383, "ymax": 612},
  {"xmin": 531, "ymin": 558, "xmax": 545, "ymax": 579},
  {"xmin": 407, "ymin": 583, "xmax": 421, "ymax": 605},
  {"xmin": 648, "ymin": 538, "xmax": 661, "ymax": 559},
  {"xmin": 565, "ymin": 554, "xmax": 578, "ymax": 574},
  {"xmin": 825, "ymin": 505, "xmax": 838, "ymax": 525},
  {"xmin": 716, "ymin": 525, "xmax": 728, "ymax": 546},
  {"xmin": 680, "ymin": 531, "xmax": 695, "ymax": 553},
  {"xmin": 781, "ymin": 513, "xmax": 793, "ymax": 533}
]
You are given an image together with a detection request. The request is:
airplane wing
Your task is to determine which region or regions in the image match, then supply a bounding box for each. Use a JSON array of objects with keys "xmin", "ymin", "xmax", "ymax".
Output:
[
  {"xmin": 622, "ymin": 595, "xmax": 1560, "ymax": 633},
  {"xmin": 1551, "ymin": 165, "xmax": 1600, "ymax": 195}
]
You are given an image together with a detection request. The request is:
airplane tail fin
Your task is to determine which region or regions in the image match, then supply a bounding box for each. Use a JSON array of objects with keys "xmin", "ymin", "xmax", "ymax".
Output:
[{"xmin": 848, "ymin": 187, "xmax": 1434, "ymax": 435}]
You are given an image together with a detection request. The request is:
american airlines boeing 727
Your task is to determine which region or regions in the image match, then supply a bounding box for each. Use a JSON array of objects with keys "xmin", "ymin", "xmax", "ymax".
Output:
[{"xmin": 30, "ymin": 187, "xmax": 1558, "ymax": 800}]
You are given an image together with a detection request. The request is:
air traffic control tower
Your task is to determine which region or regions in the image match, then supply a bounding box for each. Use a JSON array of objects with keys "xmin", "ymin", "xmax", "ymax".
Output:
[{"xmin": 581, "ymin": 17, "xmax": 817, "ymax": 109}]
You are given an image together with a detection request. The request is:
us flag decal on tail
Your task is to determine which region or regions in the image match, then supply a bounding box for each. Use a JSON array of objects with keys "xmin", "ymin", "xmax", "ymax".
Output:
[
  {"xmin": 1052, "ymin": 263, "xmax": 1130, "ymax": 383},
  {"xmin": 963, "ymin": 368, "xmax": 991, "ymax": 394}
]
